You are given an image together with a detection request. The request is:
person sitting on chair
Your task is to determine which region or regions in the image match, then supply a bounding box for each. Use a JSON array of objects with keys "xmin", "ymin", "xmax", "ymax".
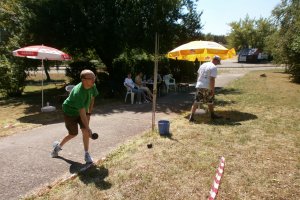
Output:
[
  {"xmin": 148, "ymin": 73, "xmax": 163, "ymax": 96},
  {"xmin": 135, "ymin": 72, "xmax": 153, "ymax": 102},
  {"xmin": 124, "ymin": 72, "xmax": 144, "ymax": 104}
]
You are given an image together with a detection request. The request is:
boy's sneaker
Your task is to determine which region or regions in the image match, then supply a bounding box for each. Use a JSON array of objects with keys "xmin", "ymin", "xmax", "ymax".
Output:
[
  {"xmin": 51, "ymin": 141, "xmax": 62, "ymax": 158},
  {"xmin": 85, "ymin": 152, "xmax": 94, "ymax": 164}
]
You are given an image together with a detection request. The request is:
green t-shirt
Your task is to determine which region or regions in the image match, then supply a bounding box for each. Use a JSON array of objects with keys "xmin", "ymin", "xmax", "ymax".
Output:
[{"xmin": 62, "ymin": 82, "xmax": 99, "ymax": 116}]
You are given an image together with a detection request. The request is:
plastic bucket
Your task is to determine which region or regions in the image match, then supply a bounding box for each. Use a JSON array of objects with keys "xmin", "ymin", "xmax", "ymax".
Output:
[{"xmin": 158, "ymin": 120, "xmax": 170, "ymax": 135}]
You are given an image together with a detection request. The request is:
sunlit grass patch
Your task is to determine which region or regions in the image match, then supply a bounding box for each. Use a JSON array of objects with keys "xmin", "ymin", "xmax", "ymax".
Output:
[{"xmin": 0, "ymin": 73, "xmax": 67, "ymax": 137}]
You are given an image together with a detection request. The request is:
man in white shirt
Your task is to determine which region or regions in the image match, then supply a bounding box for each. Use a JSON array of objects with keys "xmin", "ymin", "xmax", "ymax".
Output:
[{"xmin": 189, "ymin": 55, "xmax": 222, "ymax": 122}]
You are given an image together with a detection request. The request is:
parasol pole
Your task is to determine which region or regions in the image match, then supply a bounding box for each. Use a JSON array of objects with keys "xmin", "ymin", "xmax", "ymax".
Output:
[
  {"xmin": 41, "ymin": 59, "xmax": 44, "ymax": 108},
  {"xmin": 152, "ymin": 32, "xmax": 159, "ymax": 131}
]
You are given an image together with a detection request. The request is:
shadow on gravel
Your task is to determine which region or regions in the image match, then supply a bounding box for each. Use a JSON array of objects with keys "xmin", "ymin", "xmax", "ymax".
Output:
[
  {"xmin": 94, "ymin": 92, "xmax": 194, "ymax": 117},
  {"xmin": 17, "ymin": 92, "xmax": 193, "ymax": 125},
  {"xmin": 55, "ymin": 156, "xmax": 85, "ymax": 173}
]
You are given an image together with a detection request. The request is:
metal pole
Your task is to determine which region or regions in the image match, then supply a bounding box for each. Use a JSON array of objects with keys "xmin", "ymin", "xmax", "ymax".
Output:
[
  {"xmin": 152, "ymin": 33, "xmax": 159, "ymax": 131},
  {"xmin": 41, "ymin": 59, "xmax": 44, "ymax": 108}
]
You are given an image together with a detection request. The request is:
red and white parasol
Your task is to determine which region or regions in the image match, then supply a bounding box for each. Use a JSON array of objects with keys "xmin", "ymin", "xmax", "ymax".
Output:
[
  {"xmin": 13, "ymin": 45, "xmax": 71, "ymax": 111},
  {"xmin": 13, "ymin": 45, "xmax": 71, "ymax": 60}
]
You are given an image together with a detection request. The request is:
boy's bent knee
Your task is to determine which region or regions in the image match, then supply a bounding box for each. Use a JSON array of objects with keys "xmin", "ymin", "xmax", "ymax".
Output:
[{"xmin": 68, "ymin": 134, "xmax": 77, "ymax": 137}]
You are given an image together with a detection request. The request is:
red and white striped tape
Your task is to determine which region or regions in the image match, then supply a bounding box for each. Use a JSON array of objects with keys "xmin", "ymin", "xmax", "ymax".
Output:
[{"xmin": 208, "ymin": 156, "xmax": 225, "ymax": 200}]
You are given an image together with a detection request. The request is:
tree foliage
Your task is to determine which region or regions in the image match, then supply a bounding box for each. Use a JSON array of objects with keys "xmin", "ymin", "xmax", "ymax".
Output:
[
  {"xmin": 1, "ymin": 0, "xmax": 203, "ymax": 96},
  {"xmin": 23, "ymin": 0, "xmax": 202, "ymax": 69},
  {"xmin": 0, "ymin": 0, "xmax": 32, "ymax": 96},
  {"xmin": 267, "ymin": 0, "xmax": 300, "ymax": 82},
  {"xmin": 227, "ymin": 15, "xmax": 276, "ymax": 52},
  {"xmin": 203, "ymin": 33, "xmax": 227, "ymax": 46}
]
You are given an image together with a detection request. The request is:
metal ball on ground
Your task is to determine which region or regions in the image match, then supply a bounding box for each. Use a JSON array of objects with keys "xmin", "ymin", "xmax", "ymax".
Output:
[{"xmin": 147, "ymin": 143, "xmax": 153, "ymax": 149}]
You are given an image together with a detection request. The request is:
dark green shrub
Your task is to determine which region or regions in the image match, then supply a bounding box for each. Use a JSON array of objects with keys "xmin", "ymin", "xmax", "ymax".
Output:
[
  {"xmin": 0, "ymin": 55, "xmax": 26, "ymax": 97},
  {"xmin": 168, "ymin": 59, "xmax": 198, "ymax": 83},
  {"xmin": 66, "ymin": 61, "xmax": 97, "ymax": 84}
]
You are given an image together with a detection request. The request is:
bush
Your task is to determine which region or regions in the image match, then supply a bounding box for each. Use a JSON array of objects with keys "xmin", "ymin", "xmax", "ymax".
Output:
[
  {"xmin": 66, "ymin": 61, "xmax": 97, "ymax": 84},
  {"xmin": 66, "ymin": 60, "xmax": 117, "ymax": 98},
  {"xmin": 287, "ymin": 64, "xmax": 300, "ymax": 83},
  {"xmin": 111, "ymin": 49, "xmax": 155, "ymax": 96},
  {"xmin": 168, "ymin": 59, "xmax": 198, "ymax": 83},
  {"xmin": 65, "ymin": 50, "xmax": 200, "ymax": 99},
  {"xmin": 0, "ymin": 55, "xmax": 26, "ymax": 97}
]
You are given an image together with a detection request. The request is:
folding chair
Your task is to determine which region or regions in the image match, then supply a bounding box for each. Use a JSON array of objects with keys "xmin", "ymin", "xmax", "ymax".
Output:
[
  {"xmin": 124, "ymin": 83, "xmax": 135, "ymax": 104},
  {"xmin": 163, "ymin": 74, "xmax": 177, "ymax": 93},
  {"xmin": 65, "ymin": 85, "xmax": 75, "ymax": 94}
]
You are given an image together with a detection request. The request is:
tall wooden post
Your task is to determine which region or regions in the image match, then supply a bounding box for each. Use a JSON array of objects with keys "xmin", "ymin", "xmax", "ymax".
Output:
[{"xmin": 152, "ymin": 33, "xmax": 159, "ymax": 131}]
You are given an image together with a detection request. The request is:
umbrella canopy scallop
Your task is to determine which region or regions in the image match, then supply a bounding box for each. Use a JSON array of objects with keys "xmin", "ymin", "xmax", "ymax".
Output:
[
  {"xmin": 13, "ymin": 45, "xmax": 71, "ymax": 61},
  {"xmin": 167, "ymin": 40, "xmax": 236, "ymax": 62}
]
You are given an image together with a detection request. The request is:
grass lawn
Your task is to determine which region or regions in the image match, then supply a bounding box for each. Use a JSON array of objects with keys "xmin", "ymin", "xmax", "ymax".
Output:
[{"xmin": 25, "ymin": 70, "xmax": 300, "ymax": 200}]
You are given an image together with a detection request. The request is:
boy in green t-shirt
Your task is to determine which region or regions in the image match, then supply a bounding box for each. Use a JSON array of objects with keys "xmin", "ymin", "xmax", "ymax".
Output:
[{"xmin": 51, "ymin": 69, "xmax": 99, "ymax": 164}]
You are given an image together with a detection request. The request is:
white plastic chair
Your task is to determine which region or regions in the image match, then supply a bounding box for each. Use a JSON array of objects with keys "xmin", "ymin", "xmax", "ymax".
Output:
[
  {"xmin": 124, "ymin": 83, "xmax": 135, "ymax": 104},
  {"xmin": 163, "ymin": 74, "xmax": 177, "ymax": 93},
  {"xmin": 65, "ymin": 85, "xmax": 75, "ymax": 95}
]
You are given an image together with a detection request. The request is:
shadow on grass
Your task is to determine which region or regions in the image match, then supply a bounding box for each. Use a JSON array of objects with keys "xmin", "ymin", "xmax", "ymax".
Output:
[
  {"xmin": 188, "ymin": 110, "xmax": 257, "ymax": 126},
  {"xmin": 55, "ymin": 156, "xmax": 111, "ymax": 190},
  {"xmin": 215, "ymin": 87, "xmax": 242, "ymax": 95},
  {"xmin": 5, "ymin": 86, "xmax": 66, "ymax": 125},
  {"xmin": 159, "ymin": 132, "xmax": 180, "ymax": 142},
  {"xmin": 215, "ymin": 99, "xmax": 237, "ymax": 107},
  {"xmin": 209, "ymin": 110, "xmax": 257, "ymax": 126},
  {"xmin": 0, "ymin": 86, "xmax": 66, "ymax": 112},
  {"xmin": 26, "ymin": 79, "xmax": 66, "ymax": 86},
  {"xmin": 78, "ymin": 165, "xmax": 111, "ymax": 190},
  {"xmin": 18, "ymin": 110, "xmax": 64, "ymax": 125}
]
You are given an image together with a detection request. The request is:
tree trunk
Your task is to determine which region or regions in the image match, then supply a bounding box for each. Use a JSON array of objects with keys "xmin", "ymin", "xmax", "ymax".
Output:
[{"xmin": 44, "ymin": 63, "xmax": 51, "ymax": 81}]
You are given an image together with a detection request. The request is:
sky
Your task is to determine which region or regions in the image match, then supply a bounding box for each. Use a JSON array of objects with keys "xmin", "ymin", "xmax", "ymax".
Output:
[{"xmin": 196, "ymin": 0, "xmax": 282, "ymax": 35}]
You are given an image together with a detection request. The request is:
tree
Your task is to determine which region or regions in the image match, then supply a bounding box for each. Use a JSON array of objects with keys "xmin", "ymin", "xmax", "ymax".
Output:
[
  {"xmin": 22, "ymin": 0, "xmax": 203, "ymax": 72},
  {"xmin": 267, "ymin": 0, "xmax": 300, "ymax": 82},
  {"xmin": 1, "ymin": 0, "xmax": 203, "ymax": 96},
  {"xmin": 204, "ymin": 33, "xmax": 227, "ymax": 46},
  {"xmin": 0, "ymin": 0, "xmax": 31, "ymax": 96},
  {"xmin": 227, "ymin": 15, "xmax": 275, "ymax": 52}
]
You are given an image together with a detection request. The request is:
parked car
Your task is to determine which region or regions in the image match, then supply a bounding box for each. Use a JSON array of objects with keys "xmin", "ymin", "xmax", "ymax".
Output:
[
  {"xmin": 238, "ymin": 48, "xmax": 259, "ymax": 62},
  {"xmin": 238, "ymin": 48, "xmax": 269, "ymax": 63}
]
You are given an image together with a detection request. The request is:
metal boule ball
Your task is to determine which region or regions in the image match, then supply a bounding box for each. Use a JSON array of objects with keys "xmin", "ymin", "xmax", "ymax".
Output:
[
  {"xmin": 91, "ymin": 133, "xmax": 98, "ymax": 140},
  {"xmin": 147, "ymin": 143, "xmax": 153, "ymax": 149}
]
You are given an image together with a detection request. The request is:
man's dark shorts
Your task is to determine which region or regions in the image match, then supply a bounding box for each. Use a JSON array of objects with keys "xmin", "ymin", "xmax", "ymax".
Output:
[
  {"xmin": 194, "ymin": 88, "xmax": 214, "ymax": 104},
  {"xmin": 64, "ymin": 114, "xmax": 87, "ymax": 135}
]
